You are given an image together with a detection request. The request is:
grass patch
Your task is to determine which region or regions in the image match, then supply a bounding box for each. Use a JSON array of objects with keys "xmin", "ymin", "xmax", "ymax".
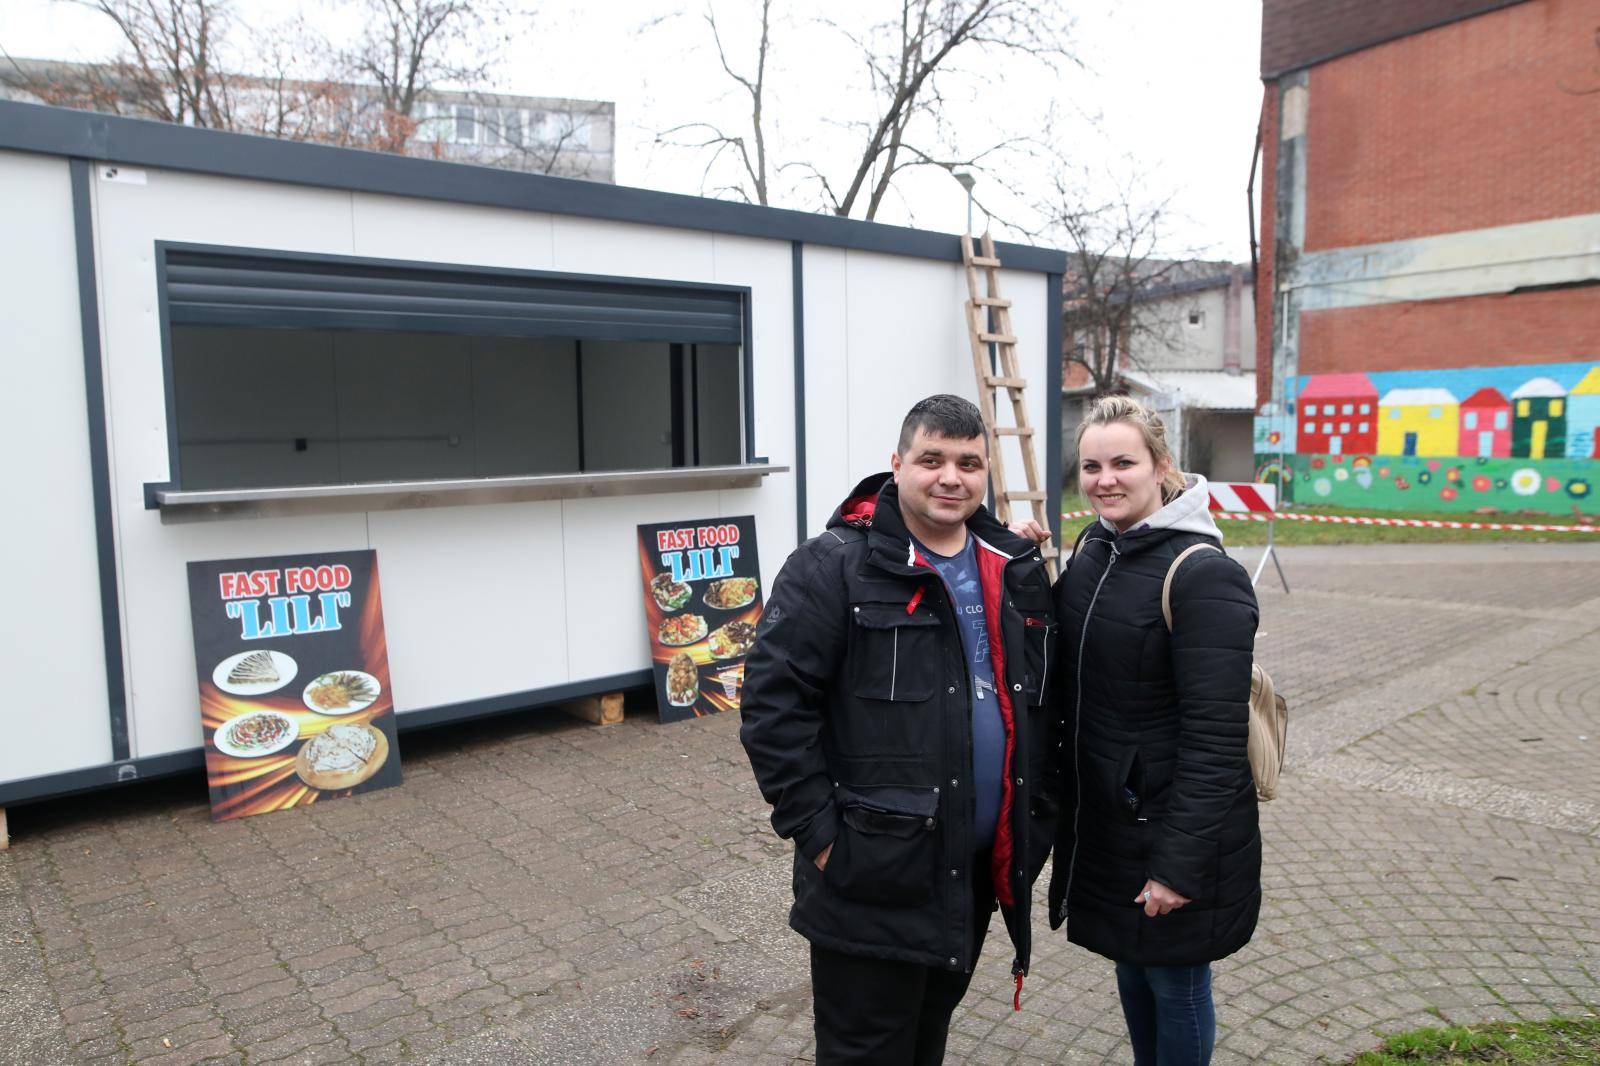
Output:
[
  {"xmin": 1054, "ymin": 494, "xmax": 1597, "ymax": 546},
  {"xmin": 1349, "ymin": 1015, "xmax": 1600, "ymax": 1064}
]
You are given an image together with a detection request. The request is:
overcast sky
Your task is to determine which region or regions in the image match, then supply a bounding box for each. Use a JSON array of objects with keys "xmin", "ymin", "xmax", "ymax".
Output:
[{"xmin": 1, "ymin": 0, "xmax": 1264, "ymax": 260}]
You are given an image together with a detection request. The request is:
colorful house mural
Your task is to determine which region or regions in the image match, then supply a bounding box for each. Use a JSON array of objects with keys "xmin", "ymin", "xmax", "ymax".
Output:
[
  {"xmin": 1511, "ymin": 377, "xmax": 1567, "ymax": 458},
  {"xmin": 1296, "ymin": 373, "xmax": 1377, "ymax": 455},
  {"xmin": 1252, "ymin": 358, "xmax": 1599, "ymax": 516},
  {"xmin": 1377, "ymin": 387, "xmax": 1458, "ymax": 457},
  {"xmin": 1458, "ymin": 387, "xmax": 1511, "ymax": 457},
  {"xmin": 1566, "ymin": 368, "xmax": 1600, "ymax": 459}
]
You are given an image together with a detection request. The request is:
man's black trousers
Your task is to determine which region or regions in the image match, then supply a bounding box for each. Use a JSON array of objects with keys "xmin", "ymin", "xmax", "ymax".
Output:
[{"xmin": 809, "ymin": 860, "xmax": 997, "ymax": 1065}]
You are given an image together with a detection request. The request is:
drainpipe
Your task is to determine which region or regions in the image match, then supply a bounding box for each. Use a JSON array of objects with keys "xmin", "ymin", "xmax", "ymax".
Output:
[{"xmin": 1223, "ymin": 266, "xmax": 1243, "ymax": 375}]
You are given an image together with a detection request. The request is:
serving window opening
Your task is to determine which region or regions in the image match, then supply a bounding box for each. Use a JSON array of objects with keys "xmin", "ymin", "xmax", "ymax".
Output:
[{"xmin": 159, "ymin": 247, "xmax": 749, "ymax": 492}]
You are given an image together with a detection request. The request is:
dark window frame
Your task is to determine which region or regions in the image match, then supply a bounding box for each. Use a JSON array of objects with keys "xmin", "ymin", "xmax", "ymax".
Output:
[{"xmin": 148, "ymin": 241, "xmax": 755, "ymax": 496}]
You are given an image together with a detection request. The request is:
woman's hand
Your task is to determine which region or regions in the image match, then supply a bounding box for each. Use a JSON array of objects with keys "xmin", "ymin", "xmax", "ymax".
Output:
[
  {"xmin": 1134, "ymin": 879, "xmax": 1190, "ymax": 918},
  {"xmin": 1008, "ymin": 518, "xmax": 1051, "ymax": 546}
]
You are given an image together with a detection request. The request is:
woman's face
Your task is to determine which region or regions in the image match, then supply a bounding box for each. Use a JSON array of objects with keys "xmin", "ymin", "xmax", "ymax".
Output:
[{"xmin": 1078, "ymin": 422, "xmax": 1170, "ymax": 532}]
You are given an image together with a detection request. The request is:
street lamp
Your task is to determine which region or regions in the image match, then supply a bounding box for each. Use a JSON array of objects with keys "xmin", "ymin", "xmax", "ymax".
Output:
[{"xmin": 952, "ymin": 169, "xmax": 976, "ymax": 235}]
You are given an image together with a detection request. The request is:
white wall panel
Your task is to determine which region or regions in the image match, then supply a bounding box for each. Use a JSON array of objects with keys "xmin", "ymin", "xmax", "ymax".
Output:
[
  {"xmin": 560, "ymin": 491, "xmax": 721, "ymax": 679},
  {"xmin": 550, "ymin": 216, "xmax": 716, "ymax": 282},
  {"xmin": 351, "ymin": 193, "xmax": 555, "ymax": 270},
  {"xmin": 0, "ymin": 152, "xmax": 115, "ymax": 781},
  {"xmin": 800, "ymin": 246, "xmax": 852, "ymax": 534},
  {"xmin": 91, "ymin": 169, "xmax": 359, "ymax": 757},
  {"xmin": 366, "ymin": 501, "xmax": 569, "ymax": 710}
]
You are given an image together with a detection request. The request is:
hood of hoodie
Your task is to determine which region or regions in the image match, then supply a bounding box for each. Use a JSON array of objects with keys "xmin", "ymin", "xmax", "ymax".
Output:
[{"xmin": 1099, "ymin": 473, "xmax": 1223, "ymax": 546}]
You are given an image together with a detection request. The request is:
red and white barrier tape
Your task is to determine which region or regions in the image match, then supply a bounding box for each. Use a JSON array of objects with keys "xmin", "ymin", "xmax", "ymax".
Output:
[{"xmin": 1060, "ymin": 509, "xmax": 1598, "ymax": 533}]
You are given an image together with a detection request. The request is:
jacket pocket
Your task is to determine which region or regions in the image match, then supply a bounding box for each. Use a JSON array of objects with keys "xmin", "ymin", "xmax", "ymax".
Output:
[
  {"xmin": 826, "ymin": 784, "xmax": 939, "ymax": 906},
  {"xmin": 848, "ymin": 603, "xmax": 941, "ymax": 702}
]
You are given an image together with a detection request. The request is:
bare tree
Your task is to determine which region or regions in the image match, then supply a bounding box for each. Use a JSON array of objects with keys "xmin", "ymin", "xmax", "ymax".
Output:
[
  {"xmin": 8, "ymin": 0, "xmax": 239, "ymax": 127},
  {"xmin": 658, "ymin": 0, "xmax": 773, "ymax": 204},
  {"xmin": 669, "ymin": 0, "xmax": 1070, "ymax": 220},
  {"xmin": 1052, "ymin": 175, "xmax": 1190, "ymax": 397}
]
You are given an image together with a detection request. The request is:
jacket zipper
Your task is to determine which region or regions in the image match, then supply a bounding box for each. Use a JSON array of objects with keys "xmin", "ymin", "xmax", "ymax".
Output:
[
  {"xmin": 890, "ymin": 629, "xmax": 898, "ymax": 701},
  {"xmin": 1060, "ymin": 539, "xmax": 1119, "ymax": 930}
]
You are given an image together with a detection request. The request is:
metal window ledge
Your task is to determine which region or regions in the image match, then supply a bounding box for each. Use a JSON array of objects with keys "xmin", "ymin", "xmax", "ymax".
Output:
[{"xmin": 149, "ymin": 463, "xmax": 788, "ymax": 523}]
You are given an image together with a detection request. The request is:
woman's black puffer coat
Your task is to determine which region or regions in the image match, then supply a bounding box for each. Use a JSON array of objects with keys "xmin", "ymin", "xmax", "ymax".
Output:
[{"xmin": 1045, "ymin": 478, "xmax": 1262, "ymax": 967}]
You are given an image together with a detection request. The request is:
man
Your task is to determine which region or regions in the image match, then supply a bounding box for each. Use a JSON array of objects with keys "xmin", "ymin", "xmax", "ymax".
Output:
[{"xmin": 740, "ymin": 394, "xmax": 1058, "ymax": 1064}]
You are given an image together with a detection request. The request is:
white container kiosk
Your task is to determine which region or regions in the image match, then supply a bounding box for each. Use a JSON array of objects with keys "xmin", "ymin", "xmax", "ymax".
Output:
[{"xmin": 0, "ymin": 100, "xmax": 1064, "ymax": 819}]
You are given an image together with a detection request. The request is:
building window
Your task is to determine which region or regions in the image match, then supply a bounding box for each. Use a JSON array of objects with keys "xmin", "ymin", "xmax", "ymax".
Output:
[
  {"xmin": 1185, "ymin": 309, "xmax": 1204, "ymax": 328},
  {"xmin": 502, "ymin": 108, "xmax": 524, "ymax": 147},
  {"xmin": 454, "ymin": 105, "xmax": 477, "ymax": 143},
  {"xmin": 1323, "ymin": 422, "xmax": 1333, "ymax": 434},
  {"xmin": 1389, "ymin": 409, "xmax": 1400, "ymax": 420},
  {"xmin": 1358, "ymin": 422, "xmax": 1369, "ymax": 433},
  {"xmin": 1517, "ymin": 400, "xmax": 1530, "ymax": 417},
  {"xmin": 1495, "ymin": 410, "xmax": 1508, "ymax": 429},
  {"xmin": 1303, "ymin": 422, "xmax": 1314, "ymax": 434},
  {"xmin": 1552, "ymin": 399, "xmax": 1565, "ymax": 417},
  {"xmin": 1340, "ymin": 422, "xmax": 1350, "ymax": 433},
  {"xmin": 1464, "ymin": 411, "xmax": 1478, "ymax": 429},
  {"xmin": 1428, "ymin": 406, "xmax": 1442, "ymax": 419},
  {"xmin": 1359, "ymin": 403, "xmax": 1370, "ymax": 414},
  {"xmin": 1304, "ymin": 404, "xmax": 1317, "ymax": 416},
  {"xmin": 1341, "ymin": 403, "xmax": 1353, "ymax": 415}
]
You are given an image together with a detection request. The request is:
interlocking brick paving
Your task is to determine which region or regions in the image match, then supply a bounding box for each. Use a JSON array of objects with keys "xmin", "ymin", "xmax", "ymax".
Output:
[{"xmin": 1, "ymin": 543, "xmax": 1597, "ymax": 1064}]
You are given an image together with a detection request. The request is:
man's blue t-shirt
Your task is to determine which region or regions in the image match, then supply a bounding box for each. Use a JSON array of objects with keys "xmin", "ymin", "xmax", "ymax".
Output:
[{"xmin": 918, "ymin": 535, "xmax": 1004, "ymax": 852}]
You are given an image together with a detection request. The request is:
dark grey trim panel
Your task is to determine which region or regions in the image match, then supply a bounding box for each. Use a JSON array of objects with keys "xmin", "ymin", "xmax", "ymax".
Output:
[
  {"xmin": 69, "ymin": 160, "xmax": 131, "ymax": 763},
  {"xmin": 1045, "ymin": 272, "xmax": 1063, "ymax": 549},
  {"xmin": 1261, "ymin": 0, "xmax": 1527, "ymax": 78},
  {"xmin": 791, "ymin": 241, "xmax": 807, "ymax": 543},
  {"xmin": 0, "ymin": 669, "xmax": 656, "ymax": 807},
  {"xmin": 1, "ymin": 101, "xmax": 1065, "ymax": 275}
]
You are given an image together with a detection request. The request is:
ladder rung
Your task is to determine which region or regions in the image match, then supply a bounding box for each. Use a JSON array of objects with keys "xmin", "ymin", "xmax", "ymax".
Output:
[
  {"xmin": 993, "ymin": 427, "xmax": 1034, "ymax": 436},
  {"xmin": 972, "ymin": 296, "xmax": 1012, "ymax": 307},
  {"xmin": 969, "ymin": 255, "xmax": 1002, "ymax": 267},
  {"xmin": 985, "ymin": 376, "xmax": 1027, "ymax": 389},
  {"xmin": 1006, "ymin": 491, "xmax": 1047, "ymax": 501},
  {"xmin": 978, "ymin": 332, "xmax": 1017, "ymax": 344},
  {"xmin": 1038, "ymin": 546, "xmax": 1058, "ymax": 558}
]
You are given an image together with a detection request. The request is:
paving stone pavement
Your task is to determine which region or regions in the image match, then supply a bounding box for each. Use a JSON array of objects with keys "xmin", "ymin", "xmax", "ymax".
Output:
[{"xmin": 1, "ymin": 542, "xmax": 1597, "ymax": 1064}]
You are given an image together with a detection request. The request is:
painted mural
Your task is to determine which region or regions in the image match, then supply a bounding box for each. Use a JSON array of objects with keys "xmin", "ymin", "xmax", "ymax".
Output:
[{"xmin": 1253, "ymin": 359, "xmax": 1599, "ymax": 516}]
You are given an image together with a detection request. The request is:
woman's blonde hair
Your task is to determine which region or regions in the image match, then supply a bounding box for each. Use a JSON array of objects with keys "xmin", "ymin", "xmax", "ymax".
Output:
[{"xmin": 1075, "ymin": 394, "xmax": 1188, "ymax": 501}]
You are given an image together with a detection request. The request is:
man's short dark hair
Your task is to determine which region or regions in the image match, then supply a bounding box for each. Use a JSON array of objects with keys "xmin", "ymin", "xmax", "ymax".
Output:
[{"xmin": 897, "ymin": 394, "xmax": 987, "ymax": 454}]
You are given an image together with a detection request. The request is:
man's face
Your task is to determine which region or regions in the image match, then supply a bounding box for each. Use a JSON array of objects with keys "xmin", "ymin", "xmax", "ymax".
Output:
[{"xmin": 890, "ymin": 427, "xmax": 988, "ymax": 533}]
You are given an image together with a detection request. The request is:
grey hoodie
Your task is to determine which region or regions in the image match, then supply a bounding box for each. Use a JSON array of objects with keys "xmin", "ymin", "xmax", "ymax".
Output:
[{"xmin": 1099, "ymin": 473, "xmax": 1225, "ymax": 545}]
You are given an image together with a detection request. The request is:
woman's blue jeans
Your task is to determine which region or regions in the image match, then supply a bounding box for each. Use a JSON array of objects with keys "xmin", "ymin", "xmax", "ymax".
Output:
[{"xmin": 1114, "ymin": 962, "xmax": 1216, "ymax": 1065}]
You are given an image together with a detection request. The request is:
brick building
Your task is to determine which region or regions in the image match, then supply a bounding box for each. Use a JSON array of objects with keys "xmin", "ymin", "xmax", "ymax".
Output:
[{"xmin": 1254, "ymin": 0, "xmax": 1599, "ymax": 515}]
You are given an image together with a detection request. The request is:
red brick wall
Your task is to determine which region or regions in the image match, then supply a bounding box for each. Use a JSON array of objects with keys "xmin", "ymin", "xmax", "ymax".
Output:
[
  {"xmin": 1305, "ymin": 0, "xmax": 1600, "ymax": 250},
  {"xmin": 1254, "ymin": 84, "xmax": 1279, "ymax": 410},
  {"xmin": 1299, "ymin": 286, "xmax": 1600, "ymax": 375},
  {"xmin": 1261, "ymin": 0, "xmax": 1528, "ymax": 77}
]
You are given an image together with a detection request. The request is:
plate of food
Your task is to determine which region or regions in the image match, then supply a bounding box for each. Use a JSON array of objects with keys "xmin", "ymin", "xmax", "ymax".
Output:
[
  {"xmin": 295, "ymin": 722, "xmax": 389, "ymax": 790},
  {"xmin": 703, "ymin": 577, "xmax": 758, "ymax": 610},
  {"xmin": 302, "ymin": 670, "xmax": 382, "ymax": 715},
  {"xmin": 214, "ymin": 710, "xmax": 298, "ymax": 758},
  {"xmin": 212, "ymin": 650, "xmax": 298, "ymax": 696},
  {"xmin": 665, "ymin": 652, "xmax": 699, "ymax": 707},
  {"xmin": 658, "ymin": 613, "xmax": 708, "ymax": 647},
  {"xmin": 707, "ymin": 619, "xmax": 757, "ymax": 659},
  {"xmin": 650, "ymin": 572, "xmax": 692, "ymax": 611}
]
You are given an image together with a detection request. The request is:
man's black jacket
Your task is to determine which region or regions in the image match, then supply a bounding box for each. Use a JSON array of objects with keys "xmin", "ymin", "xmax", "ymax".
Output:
[{"xmin": 739, "ymin": 473, "xmax": 1058, "ymax": 978}]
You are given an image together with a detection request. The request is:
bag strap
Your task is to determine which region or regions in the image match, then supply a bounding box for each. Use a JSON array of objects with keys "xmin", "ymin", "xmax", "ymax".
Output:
[
  {"xmin": 1161, "ymin": 543, "xmax": 1223, "ymax": 632},
  {"xmin": 1068, "ymin": 520, "xmax": 1097, "ymax": 561}
]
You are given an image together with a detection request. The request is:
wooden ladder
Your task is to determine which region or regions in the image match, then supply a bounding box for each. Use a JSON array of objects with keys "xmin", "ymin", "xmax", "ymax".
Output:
[{"xmin": 962, "ymin": 232, "xmax": 1057, "ymax": 576}]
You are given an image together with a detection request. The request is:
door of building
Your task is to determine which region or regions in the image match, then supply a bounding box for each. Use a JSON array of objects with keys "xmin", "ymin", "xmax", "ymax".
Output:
[
  {"xmin": 1531, "ymin": 421, "xmax": 1547, "ymax": 459},
  {"xmin": 1329, "ymin": 435, "xmax": 1342, "ymax": 455},
  {"xmin": 1478, "ymin": 430, "xmax": 1493, "ymax": 456},
  {"xmin": 1403, "ymin": 431, "xmax": 1418, "ymax": 456}
]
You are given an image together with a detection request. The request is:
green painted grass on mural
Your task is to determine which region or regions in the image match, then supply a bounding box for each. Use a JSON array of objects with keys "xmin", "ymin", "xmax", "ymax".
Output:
[
  {"xmin": 1056, "ymin": 493, "xmax": 1597, "ymax": 545},
  {"xmin": 1256, "ymin": 453, "xmax": 1597, "ymax": 518}
]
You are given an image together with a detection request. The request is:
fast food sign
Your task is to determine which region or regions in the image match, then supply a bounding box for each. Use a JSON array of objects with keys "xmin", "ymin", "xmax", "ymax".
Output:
[
  {"xmin": 636, "ymin": 516, "xmax": 764, "ymax": 723},
  {"xmin": 185, "ymin": 550, "xmax": 402, "ymax": 821}
]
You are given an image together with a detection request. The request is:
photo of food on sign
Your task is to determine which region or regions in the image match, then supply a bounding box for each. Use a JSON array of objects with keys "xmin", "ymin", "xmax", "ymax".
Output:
[
  {"xmin": 636, "ymin": 516, "xmax": 764, "ymax": 723},
  {"xmin": 185, "ymin": 550, "xmax": 402, "ymax": 822}
]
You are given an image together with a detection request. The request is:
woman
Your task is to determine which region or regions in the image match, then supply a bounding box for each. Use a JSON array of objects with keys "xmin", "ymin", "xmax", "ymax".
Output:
[{"xmin": 1030, "ymin": 395, "xmax": 1261, "ymax": 1065}]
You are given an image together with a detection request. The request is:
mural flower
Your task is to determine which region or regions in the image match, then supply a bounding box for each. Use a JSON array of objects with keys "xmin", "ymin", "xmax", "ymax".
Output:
[
  {"xmin": 1394, "ymin": 477, "xmax": 1411, "ymax": 491},
  {"xmin": 1510, "ymin": 469, "xmax": 1540, "ymax": 496},
  {"xmin": 1311, "ymin": 458, "xmax": 1326, "ymax": 470},
  {"xmin": 1334, "ymin": 467, "xmax": 1349, "ymax": 482},
  {"xmin": 1446, "ymin": 467, "xmax": 1462, "ymax": 483},
  {"xmin": 1378, "ymin": 466, "xmax": 1391, "ymax": 478},
  {"xmin": 1568, "ymin": 478, "xmax": 1592, "ymax": 500},
  {"xmin": 1546, "ymin": 476, "xmax": 1562, "ymax": 493},
  {"xmin": 1440, "ymin": 487, "xmax": 1458, "ymax": 501},
  {"xmin": 1417, "ymin": 470, "xmax": 1432, "ymax": 485},
  {"xmin": 1313, "ymin": 477, "xmax": 1332, "ymax": 497},
  {"xmin": 1495, "ymin": 478, "xmax": 1508, "ymax": 490},
  {"xmin": 1472, "ymin": 475, "xmax": 1492, "ymax": 492},
  {"xmin": 1427, "ymin": 460, "xmax": 1441, "ymax": 472}
]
